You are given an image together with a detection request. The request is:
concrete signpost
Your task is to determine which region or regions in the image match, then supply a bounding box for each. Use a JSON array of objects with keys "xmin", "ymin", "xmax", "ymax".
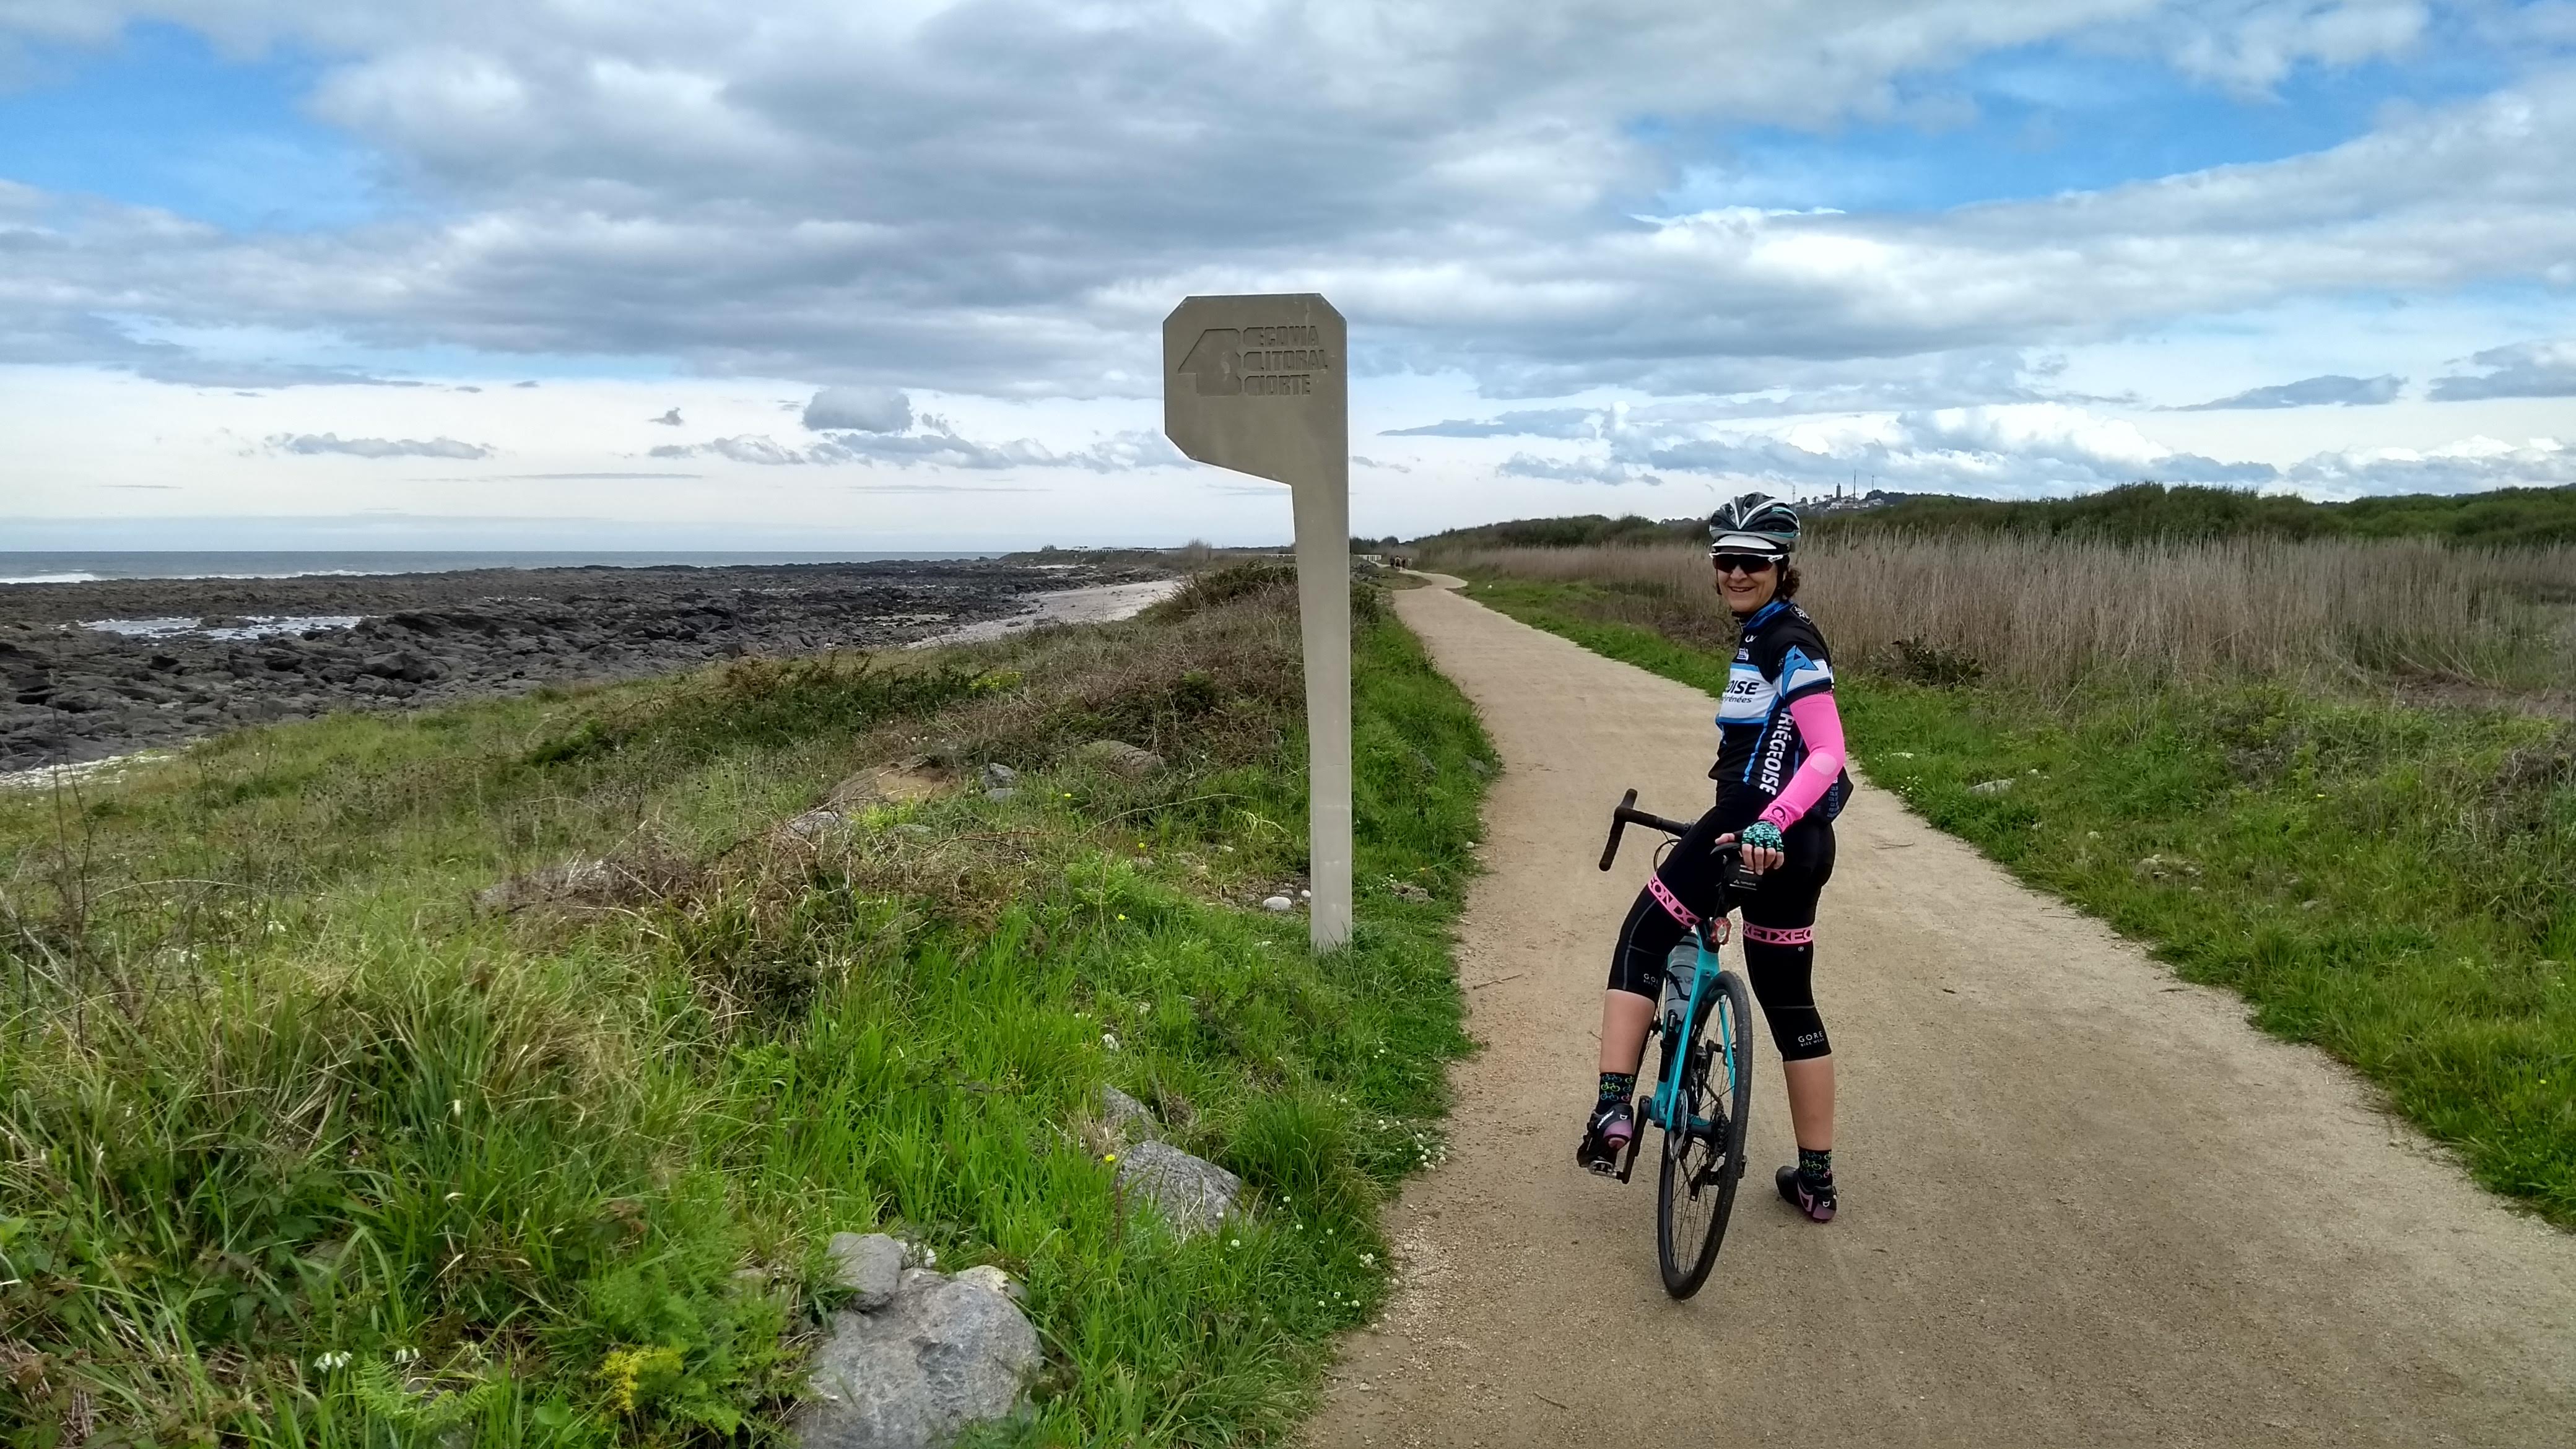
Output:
[{"xmin": 1163, "ymin": 293, "xmax": 1351, "ymax": 951}]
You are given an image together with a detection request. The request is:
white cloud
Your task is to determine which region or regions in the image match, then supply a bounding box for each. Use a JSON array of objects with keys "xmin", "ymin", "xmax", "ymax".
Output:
[
  {"xmin": 1476, "ymin": 400, "xmax": 2569, "ymax": 498},
  {"xmin": 7, "ymin": 2, "xmax": 2575, "ymax": 538},
  {"xmin": 647, "ymin": 433, "xmax": 801, "ymax": 466},
  {"xmin": 2427, "ymin": 339, "xmax": 2576, "ymax": 401},
  {"xmin": 2163, "ymin": 1, "xmax": 2427, "ymax": 93},
  {"xmin": 1498, "ymin": 453, "xmax": 1664, "ymax": 486},
  {"xmin": 648, "ymin": 416, "xmax": 1183, "ymax": 472},
  {"xmin": 271, "ymin": 432, "xmax": 492, "ymax": 459},
  {"xmin": 2171, "ymin": 373, "xmax": 2404, "ymax": 410},
  {"xmin": 0, "ymin": 8, "xmax": 2568, "ymax": 402},
  {"xmin": 1387, "ymin": 407, "xmax": 1605, "ymax": 440},
  {"xmin": 2283, "ymin": 435, "xmax": 2575, "ymax": 495},
  {"xmin": 803, "ymin": 386, "xmax": 912, "ymax": 433}
]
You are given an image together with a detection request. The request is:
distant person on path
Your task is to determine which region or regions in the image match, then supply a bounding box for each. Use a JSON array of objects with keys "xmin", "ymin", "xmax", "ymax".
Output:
[{"xmin": 1575, "ymin": 492, "xmax": 1852, "ymax": 1222}]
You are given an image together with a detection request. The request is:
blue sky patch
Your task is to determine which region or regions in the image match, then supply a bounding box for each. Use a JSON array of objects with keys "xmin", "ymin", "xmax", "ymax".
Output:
[
  {"xmin": 0, "ymin": 22, "xmax": 386, "ymax": 232},
  {"xmin": 1643, "ymin": 39, "xmax": 2512, "ymax": 215}
]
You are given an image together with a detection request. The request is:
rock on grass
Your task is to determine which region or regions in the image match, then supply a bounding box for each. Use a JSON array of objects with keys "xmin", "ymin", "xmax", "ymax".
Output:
[
  {"xmin": 1073, "ymin": 739, "xmax": 1165, "ymax": 779},
  {"xmin": 794, "ymin": 1268, "xmax": 1042, "ymax": 1449},
  {"xmin": 1114, "ymin": 1139, "xmax": 1245, "ymax": 1238},
  {"xmin": 827, "ymin": 1232, "xmax": 904, "ymax": 1313}
]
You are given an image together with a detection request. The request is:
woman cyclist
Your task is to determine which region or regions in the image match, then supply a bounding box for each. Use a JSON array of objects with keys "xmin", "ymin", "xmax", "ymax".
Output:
[{"xmin": 1575, "ymin": 492, "xmax": 1850, "ymax": 1222}]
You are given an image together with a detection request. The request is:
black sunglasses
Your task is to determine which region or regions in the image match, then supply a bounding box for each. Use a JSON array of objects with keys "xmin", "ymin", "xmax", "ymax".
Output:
[{"xmin": 1710, "ymin": 553, "xmax": 1779, "ymax": 575}]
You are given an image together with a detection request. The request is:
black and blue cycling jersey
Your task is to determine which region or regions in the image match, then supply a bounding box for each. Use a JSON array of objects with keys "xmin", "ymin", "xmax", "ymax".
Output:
[{"xmin": 1708, "ymin": 598, "xmax": 1850, "ymax": 832}]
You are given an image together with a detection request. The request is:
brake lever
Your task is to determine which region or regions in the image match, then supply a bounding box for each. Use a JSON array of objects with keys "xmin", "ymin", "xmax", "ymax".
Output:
[{"xmin": 1713, "ymin": 842, "xmax": 1762, "ymax": 896}]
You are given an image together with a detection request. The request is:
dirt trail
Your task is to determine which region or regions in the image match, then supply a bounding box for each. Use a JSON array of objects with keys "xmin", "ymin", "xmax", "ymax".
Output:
[{"xmin": 1308, "ymin": 580, "xmax": 2576, "ymax": 1448}]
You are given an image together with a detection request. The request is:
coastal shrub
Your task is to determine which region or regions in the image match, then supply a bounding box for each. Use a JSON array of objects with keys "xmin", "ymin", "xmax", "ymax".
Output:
[
  {"xmin": 1147, "ymin": 560, "xmax": 1295, "ymax": 620},
  {"xmin": 0, "ymin": 574, "xmax": 1494, "ymax": 1444},
  {"xmin": 1409, "ymin": 482, "xmax": 2576, "ymax": 550}
]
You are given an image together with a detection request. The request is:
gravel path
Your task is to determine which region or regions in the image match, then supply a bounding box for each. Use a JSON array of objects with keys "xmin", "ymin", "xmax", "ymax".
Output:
[{"xmin": 1305, "ymin": 578, "xmax": 2576, "ymax": 1448}]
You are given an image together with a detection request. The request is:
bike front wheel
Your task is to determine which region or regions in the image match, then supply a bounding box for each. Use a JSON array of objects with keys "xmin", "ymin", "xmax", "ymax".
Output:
[{"xmin": 1656, "ymin": 968, "xmax": 1755, "ymax": 1299}]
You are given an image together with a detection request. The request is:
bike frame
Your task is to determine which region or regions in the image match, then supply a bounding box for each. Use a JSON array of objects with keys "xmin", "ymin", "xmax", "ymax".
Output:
[
  {"xmin": 1597, "ymin": 788, "xmax": 1756, "ymax": 1186},
  {"xmin": 1648, "ymin": 923, "xmax": 1741, "ymax": 1139}
]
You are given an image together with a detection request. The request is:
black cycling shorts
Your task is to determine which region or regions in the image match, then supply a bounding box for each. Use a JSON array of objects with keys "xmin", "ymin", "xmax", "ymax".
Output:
[{"xmin": 1606, "ymin": 809, "xmax": 1835, "ymax": 1061}]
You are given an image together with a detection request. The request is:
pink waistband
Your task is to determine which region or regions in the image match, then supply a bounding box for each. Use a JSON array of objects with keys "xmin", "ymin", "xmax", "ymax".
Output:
[{"xmin": 1743, "ymin": 923, "xmax": 1814, "ymax": 947}]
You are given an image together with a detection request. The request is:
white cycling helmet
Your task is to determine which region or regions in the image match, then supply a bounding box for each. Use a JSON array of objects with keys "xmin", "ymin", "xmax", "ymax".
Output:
[{"xmin": 1708, "ymin": 491, "xmax": 1801, "ymax": 558}]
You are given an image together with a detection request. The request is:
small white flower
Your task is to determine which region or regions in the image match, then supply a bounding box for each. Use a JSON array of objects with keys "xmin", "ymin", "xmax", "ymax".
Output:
[
  {"xmin": 314, "ymin": 1351, "xmax": 351, "ymax": 1371},
  {"xmin": 1360, "ymin": 1252, "xmax": 1376, "ymax": 1266},
  {"xmin": 391, "ymin": 1347, "xmax": 419, "ymax": 1365},
  {"xmin": 1229, "ymin": 1238, "xmax": 1242, "ymax": 1248},
  {"xmin": 1102, "ymin": 1032, "xmax": 1120, "ymax": 1051}
]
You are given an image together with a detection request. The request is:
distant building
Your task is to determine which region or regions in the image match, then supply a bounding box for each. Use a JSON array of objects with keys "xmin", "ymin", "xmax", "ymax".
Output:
[{"xmin": 1800, "ymin": 482, "xmax": 1900, "ymax": 514}]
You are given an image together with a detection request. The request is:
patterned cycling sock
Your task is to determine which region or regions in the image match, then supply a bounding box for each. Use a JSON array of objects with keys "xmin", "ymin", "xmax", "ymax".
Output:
[
  {"xmin": 1798, "ymin": 1146, "xmax": 1834, "ymax": 1183},
  {"xmin": 1598, "ymin": 1071, "xmax": 1637, "ymax": 1102}
]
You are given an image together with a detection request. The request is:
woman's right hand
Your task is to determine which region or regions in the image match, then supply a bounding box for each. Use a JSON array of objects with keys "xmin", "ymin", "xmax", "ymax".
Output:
[{"xmin": 1714, "ymin": 830, "xmax": 1785, "ymax": 874}]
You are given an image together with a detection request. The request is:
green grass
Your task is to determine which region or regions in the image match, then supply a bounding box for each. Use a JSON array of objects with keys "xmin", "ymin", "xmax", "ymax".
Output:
[
  {"xmin": 1462, "ymin": 575, "xmax": 2576, "ymax": 1227},
  {"xmin": 0, "ymin": 567, "xmax": 1495, "ymax": 1446}
]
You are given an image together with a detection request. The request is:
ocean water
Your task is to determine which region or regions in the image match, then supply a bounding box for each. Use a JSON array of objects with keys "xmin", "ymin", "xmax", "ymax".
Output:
[{"xmin": 0, "ymin": 550, "xmax": 1003, "ymax": 585}]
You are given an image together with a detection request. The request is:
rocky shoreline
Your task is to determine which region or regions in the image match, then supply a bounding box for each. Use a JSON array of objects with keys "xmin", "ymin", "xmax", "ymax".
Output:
[{"xmin": 0, "ymin": 559, "xmax": 1167, "ymax": 773}]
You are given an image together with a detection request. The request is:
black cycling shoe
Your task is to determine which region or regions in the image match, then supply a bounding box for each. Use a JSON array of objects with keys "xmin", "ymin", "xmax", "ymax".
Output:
[
  {"xmin": 1577, "ymin": 1098, "xmax": 1635, "ymax": 1175},
  {"xmin": 1776, "ymin": 1164, "xmax": 1837, "ymax": 1222}
]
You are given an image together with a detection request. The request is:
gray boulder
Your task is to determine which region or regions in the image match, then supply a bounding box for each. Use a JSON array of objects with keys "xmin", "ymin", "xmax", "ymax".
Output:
[
  {"xmin": 782, "ymin": 807, "xmax": 848, "ymax": 842},
  {"xmin": 952, "ymin": 1264, "xmax": 1025, "ymax": 1306},
  {"xmin": 1968, "ymin": 777, "xmax": 2015, "ymax": 796},
  {"xmin": 826, "ymin": 1232, "xmax": 904, "ymax": 1313},
  {"xmin": 359, "ymin": 650, "xmax": 442, "ymax": 684},
  {"xmin": 1115, "ymin": 1139, "xmax": 1243, "ymax": 1238},
  {"xmin": 1073, "ymin": 739, "xmax": 1164, "ymax": 780},
  {"xmin": 1099, "ymin": 1085, "xmax": 1158, "ymax": 1142},
  {"xmin": 794, "ymin": 1271, "xmax": 1042, "ymax": 1449}
]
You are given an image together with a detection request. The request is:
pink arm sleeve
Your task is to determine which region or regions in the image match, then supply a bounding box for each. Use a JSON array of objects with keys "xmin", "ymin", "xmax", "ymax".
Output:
[{"xmin": 1759, "ymin": 690, "xmax": 1847, "ymax": 830}]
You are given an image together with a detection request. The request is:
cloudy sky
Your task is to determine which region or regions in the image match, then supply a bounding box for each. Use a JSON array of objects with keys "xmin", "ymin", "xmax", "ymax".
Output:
[{"xmin": 5, "ymin": 1, "xmax": 2574, "ymax": 550}]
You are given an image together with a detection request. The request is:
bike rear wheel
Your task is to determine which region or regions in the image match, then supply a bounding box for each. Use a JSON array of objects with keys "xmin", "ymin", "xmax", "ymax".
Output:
[{"xmin": 1656, "ymin": 969, "xmax": 1755, "ymax": 1299}]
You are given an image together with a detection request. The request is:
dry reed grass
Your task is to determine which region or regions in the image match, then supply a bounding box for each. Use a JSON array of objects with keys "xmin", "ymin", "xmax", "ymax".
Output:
[{"xmin": 1432, "ymin": 534, "xmax": 2576, "ymax": 692}]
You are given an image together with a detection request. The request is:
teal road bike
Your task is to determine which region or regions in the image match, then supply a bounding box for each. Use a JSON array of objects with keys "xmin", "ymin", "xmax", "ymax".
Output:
[{"xmin": 1598, "ymin": 790, "xmax": 1759, "ymax": 1299}]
